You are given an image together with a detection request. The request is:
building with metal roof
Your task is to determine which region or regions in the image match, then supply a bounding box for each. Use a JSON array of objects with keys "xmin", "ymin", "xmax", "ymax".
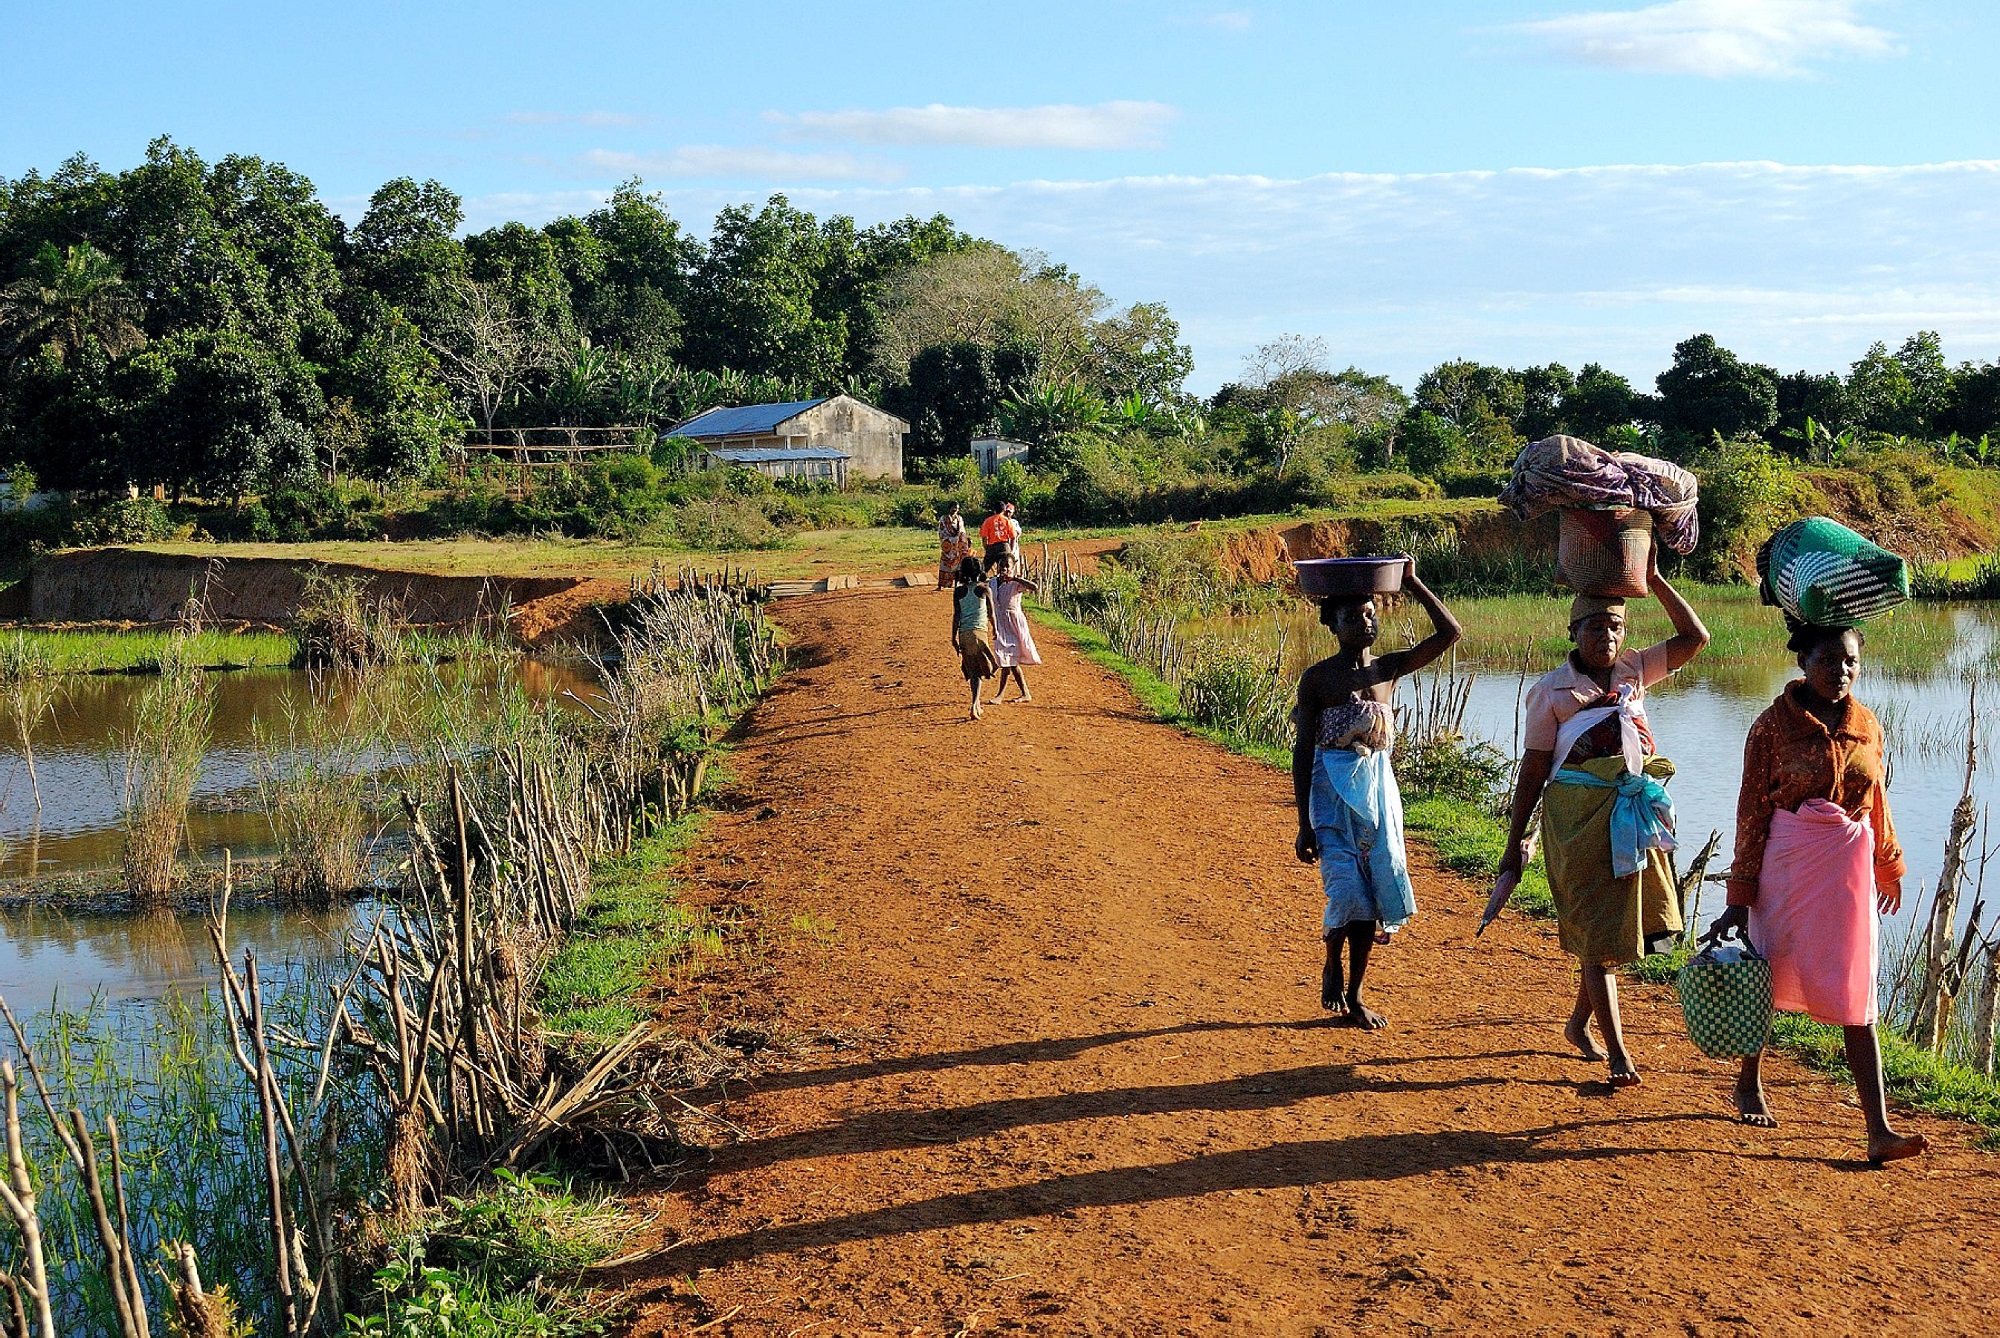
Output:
[{"xmin": 665, "ymin": 393, "xmax": 907, "ymax": 480}]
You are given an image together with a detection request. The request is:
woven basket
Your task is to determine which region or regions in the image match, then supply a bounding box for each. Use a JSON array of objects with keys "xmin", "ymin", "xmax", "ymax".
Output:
[
  {"xmin": 1677, "ymin": 932, "xmax": 1774, "ymax": 1059},
  {"xmin": 1558, "ymin": 507, "xmax": 1652, "ymax": 598}
]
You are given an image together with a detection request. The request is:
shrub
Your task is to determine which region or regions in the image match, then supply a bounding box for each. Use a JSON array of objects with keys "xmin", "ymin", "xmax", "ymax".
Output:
[
  {"xmin": 670, "ymin": 495, "xmax": 783, "ymax": 550},
  {"xmin": 1688, "ymin": 437, "xmax": 1822, "ymax": 582},
  {"xmin": 72, "ymin": 496, "xmax": 174, "ymax": 545}
]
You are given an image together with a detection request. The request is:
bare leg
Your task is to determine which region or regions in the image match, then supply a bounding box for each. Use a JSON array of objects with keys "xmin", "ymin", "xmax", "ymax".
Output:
[
  {"xmin": 1734, "ymin": 1049, "xmax": 1777, "ymax": 1127},
  {"xmin": 1582, "ymin": 963, "xmax": 1639, "ymax": 1085},
  {"xmin": 1343, "ymin": 921, "xmax": 1386, "ymax": 1029},
  {"xmin": 1320, "ymin": 931, "xmax": 1346, "ymax": 1015},
  {"xmin": 1564, "ymin": 975, "xmax": 1607, "ymax": 1061},
  {"xmin": 969, "ymin": 677, "xmax": 984, "ymax": 720},
  {"xmin": 1014, "ymin": 667, "xmax": 1032, "ymax": 702},
  {"xmin": 1844, "ymin": 1024, "xmax": 1926, "ymax": 1165}
]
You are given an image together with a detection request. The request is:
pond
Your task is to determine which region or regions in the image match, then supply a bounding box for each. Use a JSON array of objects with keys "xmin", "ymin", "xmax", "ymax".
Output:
[
  {"xmin": 0, "ymin": 655, "xmax": 598, "ymax": 1011},
  {"xmin": 1195, "ymin": 587, "xmax": 1996, "ymax": 939}
]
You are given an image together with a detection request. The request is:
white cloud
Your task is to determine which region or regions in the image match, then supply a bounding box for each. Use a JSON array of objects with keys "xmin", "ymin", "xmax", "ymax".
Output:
[
  {"xmin": 641, "ymin": 159, "xmax": 2000, "ymax": 391},
  {"xmin": 580, "ymin": 145, "xmax": 902, "ymax": 184},
  {"xmin": 507, "ymin": 110, "xmax": 643, "ymax": 128},
  {"xmin": 1510, "ymin": 0, "xmax": 1897, "ymax": 78},
  {"xmin": 770, "ymin": 101, "xmax": 1177, "ymax": 150}
]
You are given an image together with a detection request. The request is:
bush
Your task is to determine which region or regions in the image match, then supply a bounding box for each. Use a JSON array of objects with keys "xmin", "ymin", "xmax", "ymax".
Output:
[
  {"xmin": 1688, "ymin": 437, "xmax": 1822, "ymax": 582},
  {"xmin": 72, "ymin": 496, "xmax": 175, "ymax": 545},
  {"xmin": 670, "ymin": 495, "xmax": 784, "ymax": 550}
]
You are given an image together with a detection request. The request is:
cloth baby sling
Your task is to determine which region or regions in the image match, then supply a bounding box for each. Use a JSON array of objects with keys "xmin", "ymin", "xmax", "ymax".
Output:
[
  {"xmin": 1311, "ymin": 701, "xmax": 1415, "ymax": 933},
  {"xmin": 1540, "ymin": 683, "xmax": 1684, "ymax": 964}
]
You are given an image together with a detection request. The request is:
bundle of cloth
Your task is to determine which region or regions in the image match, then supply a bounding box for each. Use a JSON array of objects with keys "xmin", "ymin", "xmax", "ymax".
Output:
[{"xmin": 1498, "ymin": 434, "xmax": 1701, "ymax": 555}]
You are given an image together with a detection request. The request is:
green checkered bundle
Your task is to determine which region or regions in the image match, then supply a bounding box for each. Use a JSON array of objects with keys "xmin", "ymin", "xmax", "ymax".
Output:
[
  {"xmin": 1677, "ymin": 938, "xmax": 1774, "ymax": 1059},
  {"xmin": 1757, "ymin": 517, "xmax": 1909, "ymax": 627}
]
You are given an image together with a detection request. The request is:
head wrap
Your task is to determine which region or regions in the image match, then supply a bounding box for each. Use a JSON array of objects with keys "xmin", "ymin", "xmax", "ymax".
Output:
[{"xmin": 1569, "ymin": 594, "xmax": 1627, "ymax": 628}]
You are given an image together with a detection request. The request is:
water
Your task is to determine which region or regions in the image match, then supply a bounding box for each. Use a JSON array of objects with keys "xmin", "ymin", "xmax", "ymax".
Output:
[
  {"xmin": 1198, "ymin": 593, "xmax": 1999, "ymax": 939},
  {"xmin": 0, "ymin": 656, "xmax": 597, "ymax": 1008}
]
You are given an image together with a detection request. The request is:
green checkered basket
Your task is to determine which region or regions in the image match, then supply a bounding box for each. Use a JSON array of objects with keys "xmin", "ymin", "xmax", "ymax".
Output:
[
  {"xmin": 1756, "ymin": 516, "xmax": 1909, "ymax": 627},
  {"xmin": 1677, "ymin": 927, "xmax": 1774, "ymax": 1059}
]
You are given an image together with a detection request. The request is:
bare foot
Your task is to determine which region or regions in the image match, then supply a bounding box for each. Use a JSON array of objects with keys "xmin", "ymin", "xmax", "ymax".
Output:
[
  {"xmin": 1733, "ymin": 1079, "xmax": 1779, "ymax": 1128},
  {"xmin": 1345, "ymin": 998, "xmax": 1387, "ymax": 1030},
  {"xmin": 1867, "ymin": 1131, "xmax": 1928, "ymax": 1167},
  {"xmin": 970, "ymin": 703, "xmax": 983, "ymax": 720},
  {"xmin": 1564, "ymin": 1015, "xmax": 1608, "ymax": 1062},
  {"xmin": 1607, "ymin": 1060, "xmax": 1642, "ymax": 1088},
  {"xmin": 1321, "ymin": 966, "xmax": 1345, "ymax": 1014},
  {"xmin": 1017, "ymin": 692, "xmax": 1033, "ymax": 703}
]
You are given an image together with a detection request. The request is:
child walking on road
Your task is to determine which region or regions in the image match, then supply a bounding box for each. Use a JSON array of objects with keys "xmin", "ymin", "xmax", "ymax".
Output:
[
  {"xmin": 987, "ymin": 551, "xmax": 1041, "ymax": 703},
  {"xmin": 950, "ymin": 555, "xmax": 999, "ymax": 720},
  {"xmin": 1293, "ymin": 556, "xmax": 1462, "ymax": 1028}
]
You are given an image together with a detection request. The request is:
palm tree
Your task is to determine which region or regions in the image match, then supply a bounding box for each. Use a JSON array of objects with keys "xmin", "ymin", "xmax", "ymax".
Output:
[{"xmin": 0, "ymin": 241, "xmax": 147, "ymax": 363}]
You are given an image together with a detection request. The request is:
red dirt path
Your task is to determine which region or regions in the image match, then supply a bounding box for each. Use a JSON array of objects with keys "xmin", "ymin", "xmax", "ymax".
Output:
[{"xmin": 615, "ymin": 588, "xmax": 1998, "ymax": 1336}]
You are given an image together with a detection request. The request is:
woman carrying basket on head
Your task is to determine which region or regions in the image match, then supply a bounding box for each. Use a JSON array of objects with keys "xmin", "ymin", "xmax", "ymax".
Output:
[
  {"xmin": 1490, "ymin": 549, "xmax": 1708, "ymax": 1086},
  {"xmin": 937, "ymin": 503, "xmax": 974, "ymax": 590},
  {"xmin": 1703, "ymin": 622, "xmax": 1925, "ymax": 1166}
]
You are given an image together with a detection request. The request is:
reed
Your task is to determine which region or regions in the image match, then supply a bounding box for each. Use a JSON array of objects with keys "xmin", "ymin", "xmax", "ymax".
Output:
[
  {"xmin": 251, "ymin": 673, "xmax": 381, "ymax": 903},
  {"xmin": 0, "ymin": 634, "xmax": 63, "ymax": 813},
  {"xmin": 115, "ymin": 656, "xmax": 212, "ymax": 903}
]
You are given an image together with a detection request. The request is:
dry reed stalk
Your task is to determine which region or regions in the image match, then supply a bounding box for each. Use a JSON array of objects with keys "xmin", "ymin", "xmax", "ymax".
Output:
[
  {"xmin": 0, "ymin": 1059, "xmax": 56, "ymax": 1338},
  {"xmin": 0, "ymin": 637, "xmax": 62, "ymax": 815},
  {"xmin": 252, "ymin": 673, "xmax": 376, "ymax": 902},
  {"xmin": 1912, "ymin": 684, "xmax": 1980, "ymax": 1049}
]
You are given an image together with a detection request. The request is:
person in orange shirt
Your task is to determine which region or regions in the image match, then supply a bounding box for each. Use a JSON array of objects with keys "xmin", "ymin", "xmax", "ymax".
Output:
[
  {"xmin": 979, "ymin": 502, "xmax": 1021, "ymax": 568},
  {"xmin": 1705, "ymin": 622, "xmax": 1926, "ymax": 1166}
]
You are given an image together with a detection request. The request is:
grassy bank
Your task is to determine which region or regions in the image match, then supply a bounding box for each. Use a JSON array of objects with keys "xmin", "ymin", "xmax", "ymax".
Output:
[{"xmin": 1032, "ymin": 601, "xmax": 2000, "ymax": 1143}]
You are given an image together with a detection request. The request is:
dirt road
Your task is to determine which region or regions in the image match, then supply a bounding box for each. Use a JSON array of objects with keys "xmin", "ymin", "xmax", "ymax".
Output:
[{"xmin": 616, "ymin": 589, "xmax": 1997, "ymax": 1336}]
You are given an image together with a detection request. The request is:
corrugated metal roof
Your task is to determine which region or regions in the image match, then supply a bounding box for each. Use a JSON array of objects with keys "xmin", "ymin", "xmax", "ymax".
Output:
[
  {"xmin": 666, "ymin": 399, "xmax": 829, "ymax": 438},
  {"xmin": 706, "ymin": 446, "xmax": 850, "ymax": 463}
]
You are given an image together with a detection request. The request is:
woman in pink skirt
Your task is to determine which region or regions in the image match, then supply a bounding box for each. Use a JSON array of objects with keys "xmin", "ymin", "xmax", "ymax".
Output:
[
  {"xmin": 986, "ymin": 550, "xmax": 1041, "ymax": 703},
  {"xmin": 1706, "ymin": 622, "xmax": 1926, "ymax": 1166}
]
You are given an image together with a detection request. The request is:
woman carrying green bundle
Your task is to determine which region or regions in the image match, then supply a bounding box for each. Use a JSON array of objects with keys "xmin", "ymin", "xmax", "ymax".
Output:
[
  {"xmin": 1704, "ymin": 622, "xmax": 1925, "ymax": 1166},
  {"xmin": 1490, "ymin": 550, "xmax": 1709, "ymax": 1086}
]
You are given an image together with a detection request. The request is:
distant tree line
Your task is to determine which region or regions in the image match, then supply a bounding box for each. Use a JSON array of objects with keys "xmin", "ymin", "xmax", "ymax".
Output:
[{"xmin": 0, "ymin": 138, "xmax": 1196, "ymax": 499}]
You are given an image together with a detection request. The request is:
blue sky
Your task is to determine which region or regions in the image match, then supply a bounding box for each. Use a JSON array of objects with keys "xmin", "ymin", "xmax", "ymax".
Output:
[{"xmin": 5, "ymin": 1, "xmax": 1999, "ymax": 391}]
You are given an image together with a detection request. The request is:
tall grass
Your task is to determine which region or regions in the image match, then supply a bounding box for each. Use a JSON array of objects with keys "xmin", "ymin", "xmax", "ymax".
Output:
[
  {"xmin": 0, "ymin": 628, "xmax": 297, "ymax": 675},
  {"xmin": 0, "ymin": 633, "xmax": 64, "ymax": 811},
  {"xmin": 252, "ymin": 672, "xmax": 384, "ymax": 902},
  {"xmin": 115, "ymin": 650, "xmax": 212, "ymax": 902}
]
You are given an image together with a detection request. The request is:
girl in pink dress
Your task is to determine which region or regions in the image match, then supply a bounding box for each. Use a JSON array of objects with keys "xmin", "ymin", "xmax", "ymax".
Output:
[{"xmin": 987, "ymin": 551, "xmax": 1042, "ymax": 702}]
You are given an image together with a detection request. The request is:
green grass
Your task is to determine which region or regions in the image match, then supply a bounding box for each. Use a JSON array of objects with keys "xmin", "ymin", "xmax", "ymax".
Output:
[
  {"xmin": 539, "ymin": 811, "xmax": 717, "ymax": 1040},
  {"xmin": 1402, "ymin": 794, "xmax": 1553, "ymax": 918},
  {"xmin": 5, "ymin": 626, "xmax": 297, "ymax": 673}
]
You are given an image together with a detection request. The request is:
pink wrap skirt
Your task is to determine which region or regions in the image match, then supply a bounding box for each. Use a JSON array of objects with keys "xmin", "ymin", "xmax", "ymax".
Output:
[{"xmin": 1750, "ymin": 798, "xmax": 1880, "ymax": 1027}]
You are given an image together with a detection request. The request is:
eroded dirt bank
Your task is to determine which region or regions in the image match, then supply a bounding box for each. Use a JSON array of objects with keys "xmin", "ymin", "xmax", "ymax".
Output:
[
  {"xmin": 8, "ymin": 547, "xmax": 624, "ymax": 642},
  {"xmin": 613, "ymin": 589, "xmax": 1997, "ymax": 1337}
]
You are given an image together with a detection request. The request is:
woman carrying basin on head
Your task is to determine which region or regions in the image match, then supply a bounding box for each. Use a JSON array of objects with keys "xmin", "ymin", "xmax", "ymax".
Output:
[
  {"xmin": 1293, "ymin": 555, "xmax": 1462, "ymax": 1029},
  {"xmin": 1491, "ymin": 549, "xmax": 1708, "ymax": 1086},
  {"xmin": 1703, "ymin": 621, "xmax": 1925, "ymax": 1165}
]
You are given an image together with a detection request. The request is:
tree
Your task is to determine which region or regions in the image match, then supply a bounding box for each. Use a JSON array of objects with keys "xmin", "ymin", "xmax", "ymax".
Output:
[
  {"xmin": 1395, "ymin": 410, "xmax": 1470, "ymax": 476},
  {"xmin": 1411, "ymin": 360, "xmax": 1522, "ymax": 465},
  {"xmin": 1774, "ymin": 370, "xmax": 1850, "ymax": 455},
  {"xmin": 347, "ymin": 177, "xmax": 465, "ymax": 316},
  {"xmin": 423, "ymin": 275, "xmax": 550, "ymax": 434},
  {"xmin": 1087, "ymin": 302, "xmax": 1193, "ymax": 407},
  {"xmin": 873, "ymin": 246, "xmax": 1105, "ymax": 388},
  {"xmin": 559, "ymin": 180, "xmax": 696, "ymax": 362},
  {"xmin": 118, "ymin": 329, "xmax": 321, "ymax": 500},
  {"xmin": 684, "ymin": 195, "xmax": 846, "ymax": 386},
  {"xmin": 0, "ymin": 242, "xmax": 145, "ymax": 363},
  {"xmin": 1847, "ymin": 332, "xmax": 1949, "ymax": 438},
  {"xmin": 1947, "ymin": 361, "xmax": 2000, "ymax": 441},
  {"xmin": 1515, "ymin": 363, "xmax": 1574, "ymax": 441},
  {"xmin": 887, "ymin": 340, "xmax": 1038, "ymax": 457},
  {"xmin": 1652, "ymin": 334, "xmax": 1778, "ymax": 446},
  {"xmin": 1560, "ymin": 363, "xmax": 1638, "ymax": 441},
  {"xmin": 330, "ymin": 300, "xmax": 462, "ymax": 478}
]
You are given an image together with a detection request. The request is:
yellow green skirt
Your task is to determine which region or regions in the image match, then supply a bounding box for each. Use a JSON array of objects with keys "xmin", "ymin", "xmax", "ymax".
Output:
[{"xmin": 1540, "ymin": 754, "xmax": 1683, "ymax": 966}]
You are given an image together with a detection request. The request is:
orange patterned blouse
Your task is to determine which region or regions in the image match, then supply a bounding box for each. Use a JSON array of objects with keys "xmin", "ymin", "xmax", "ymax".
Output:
[{"xmin": 1727, "ymin": 682, "xmax": 1905, "ymax": 906}]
